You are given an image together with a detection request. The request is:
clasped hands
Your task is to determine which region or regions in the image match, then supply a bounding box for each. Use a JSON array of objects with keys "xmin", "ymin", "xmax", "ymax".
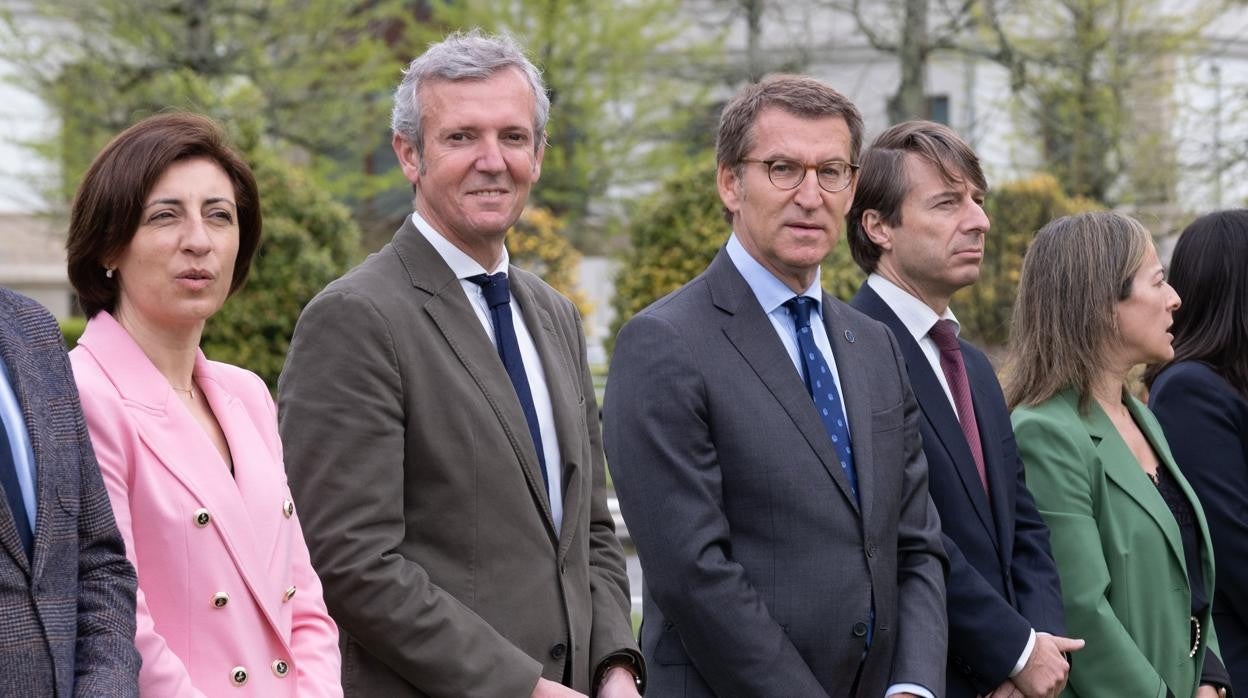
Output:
[{"xmin": 983, "ymin": 632, "xmax": 1085, "ymax": 698}]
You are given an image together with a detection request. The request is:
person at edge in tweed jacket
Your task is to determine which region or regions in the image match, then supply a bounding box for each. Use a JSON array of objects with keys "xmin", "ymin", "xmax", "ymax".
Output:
[{"xmin": 0, "ymin": 286, "xmax": 140, "ymax": 697}]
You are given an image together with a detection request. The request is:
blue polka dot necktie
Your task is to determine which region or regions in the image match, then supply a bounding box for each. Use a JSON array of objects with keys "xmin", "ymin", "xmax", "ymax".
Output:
[
  {"xmin": 467, "ymin": 272, "xmax": 549, "ymax": 491},
  {"xmin": 784, "ymin": 296, "xmax": 859, "ymax": 503}
]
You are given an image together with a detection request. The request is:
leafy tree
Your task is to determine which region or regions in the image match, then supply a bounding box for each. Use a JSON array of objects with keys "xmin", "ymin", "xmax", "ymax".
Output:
[
  {"xmin": 957, "ymin": 174, "xmax": 1099, "ymax": 347},
  {"xmin": 0, "ymin": 0, "xmax": 403, "ymax": 207},
  {"xmin": 417, "ymin": 0, "xmax": 714, "ymax": 253},
  {"xmin": 836, "ymin": 0, "xmax": 984, "ymax": 123},
  {"xmin": 980, "ymin": 0, "xmax": 1221, "ymax": 205},
  {"xmin": 202, "ymin": 148, "xmax": 362, "ymax": 388}
]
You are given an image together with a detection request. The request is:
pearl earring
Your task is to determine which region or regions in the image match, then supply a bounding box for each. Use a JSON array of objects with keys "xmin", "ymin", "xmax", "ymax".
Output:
[{"xmin": 105, "ymin": 267, "xmax": 115, "ymax": 279}]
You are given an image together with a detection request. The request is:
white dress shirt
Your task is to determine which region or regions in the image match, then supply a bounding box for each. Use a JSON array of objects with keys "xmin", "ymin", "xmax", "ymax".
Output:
[
  {"xmin": 866, "ymin": 274, "xmax": 960, "ymax": 412},
  {"xmin": 413, "ymin": 212, "xmax": 564, "ymax": 533}
]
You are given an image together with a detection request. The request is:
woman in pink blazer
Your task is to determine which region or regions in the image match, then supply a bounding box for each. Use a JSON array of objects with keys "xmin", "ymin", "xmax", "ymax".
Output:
[{"xmin": 64, "ymin": 113, "xmax": 342, "ymax": 697}]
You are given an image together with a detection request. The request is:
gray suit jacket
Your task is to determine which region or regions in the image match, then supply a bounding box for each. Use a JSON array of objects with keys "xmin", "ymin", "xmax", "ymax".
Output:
[
  {"xmin": 0, "ymin": 288, "xmax": 140, "ymax": 697},
  {"xmin": 278, "ymin": 218, "xmax": 637, "ymax": 698},
  {"xmin": 604, "ymin": 250, "xmax": 947, "ymax": 697}
]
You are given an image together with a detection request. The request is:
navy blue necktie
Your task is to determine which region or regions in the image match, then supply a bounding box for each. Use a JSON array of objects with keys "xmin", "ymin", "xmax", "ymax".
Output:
[
  {"xmin": 467, "ymin": 273, "xmax": 549, "ymax": 491},
  {"xmin": 0, "ymin": 416, "xmax": 33, "ymax": 559},
  {"xmin": 784, "ymin": 296, "xmax": 859, "ymax": 502}
]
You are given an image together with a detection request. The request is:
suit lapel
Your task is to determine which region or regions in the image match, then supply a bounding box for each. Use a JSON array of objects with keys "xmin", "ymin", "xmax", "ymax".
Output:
[
  {"xmin": 969, "ymin": 368, "xmax": 1014, "ymax": 561},
  {"xmin": 1127, "ymin": 397, "xmax": 1215, "ymax": 592},
  {"xmin": 0, "ymin": 312, "xmax": 35, "ymax": 572},
  {"xmin": 398, "ymin": 224, "xmax": 558, "ymax": 540},
  {"xmin": 708, "ymin": 252, "xmax": 861, "ymax": 512},
  {"xmin": 510, "ymin": 272, "xmax": 584, "ymax": 553},
  {"xmin": 1084, "ymin": 397, "xmax": 1186, "ymax": 575},
  {"xmin": 0, "ymin": 302, "xmax": 76, "ymax": 580},
  {"xmin": 852, "ymin": 284, "xmax": 995, "ymax": 540}
]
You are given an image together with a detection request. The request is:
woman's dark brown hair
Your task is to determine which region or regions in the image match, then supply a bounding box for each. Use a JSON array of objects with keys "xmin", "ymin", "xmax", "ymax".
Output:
[{"xmin": 66, "ymin": 112, "xmax": 261, "ymax": 317}]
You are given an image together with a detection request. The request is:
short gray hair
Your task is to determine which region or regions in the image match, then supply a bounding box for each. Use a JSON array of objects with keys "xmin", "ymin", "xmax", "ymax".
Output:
[{"xmin": 391, "ymin": 29, "xmax": 549, "ymax": 158}]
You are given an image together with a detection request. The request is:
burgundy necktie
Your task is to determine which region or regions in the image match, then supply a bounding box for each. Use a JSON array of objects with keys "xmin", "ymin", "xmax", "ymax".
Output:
[{"xmin": 928, "ymin": 319, "xmax": 988, "ymax": 496}]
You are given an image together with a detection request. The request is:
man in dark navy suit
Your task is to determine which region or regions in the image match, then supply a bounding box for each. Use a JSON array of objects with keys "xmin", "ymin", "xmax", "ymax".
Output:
[{"xmin": 847, "ymin": 121, "xmax": 1082, "ymax": 698}]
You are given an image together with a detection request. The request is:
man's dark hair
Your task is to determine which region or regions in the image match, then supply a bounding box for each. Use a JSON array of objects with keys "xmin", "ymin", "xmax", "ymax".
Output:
[{"xmin": 846, "ymin": 120, "xmax": 986, "ymax": 273}]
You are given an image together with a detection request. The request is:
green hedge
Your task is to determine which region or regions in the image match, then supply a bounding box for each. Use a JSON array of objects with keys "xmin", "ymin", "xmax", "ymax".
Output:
[
  {"xmin": 200, "ymin": 148, "xmax": 361, "ymax": 388},
  {"xmin": 59, "ymin": 316, "xmax": 86, "ymax": 349}
]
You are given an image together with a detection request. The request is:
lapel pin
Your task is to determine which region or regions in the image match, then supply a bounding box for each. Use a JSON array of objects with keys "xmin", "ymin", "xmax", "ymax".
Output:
[{"xmin": 844, "ymin": 329, "xmax": 856, "ymax": 343}]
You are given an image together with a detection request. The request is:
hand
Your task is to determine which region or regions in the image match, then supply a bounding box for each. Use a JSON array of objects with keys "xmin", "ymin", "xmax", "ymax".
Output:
[
  {"xmin": 1196, "ymin": 685, "xmax": 1225, "ymax": 698},
  {"xmin": 531, "ymin": 677, "xmax": 588, "ymax": 698},
  {"xmin": 1012, "ymin": 632, "xmax": 1085, "ymax": 698},
  {"xmin": 985, "ymin": 679, "xmax": 1023, "ymax": 697},
  {"xmin": 596, "ymin": 667, "xmax": 642, "ymax": 698}
]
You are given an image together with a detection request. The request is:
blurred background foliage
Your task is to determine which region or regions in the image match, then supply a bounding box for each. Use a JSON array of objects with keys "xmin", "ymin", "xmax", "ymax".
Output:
[
  {"xmin": 201, "ymin": 148, "xmax": 363, "ymax": 387},
  {"xmin": 7, "ymin": 0, "xmax": 1233, "ymax": 374}
]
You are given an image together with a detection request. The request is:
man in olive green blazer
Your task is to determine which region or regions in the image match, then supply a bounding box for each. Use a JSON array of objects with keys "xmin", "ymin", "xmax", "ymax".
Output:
[
  {"xmin": 1013, "ymin": 389, "xmax": 1220, "ymax": 698},
  {"xmin": 278, "ymin": 32, "xmax": 640, "ymax": 698}
]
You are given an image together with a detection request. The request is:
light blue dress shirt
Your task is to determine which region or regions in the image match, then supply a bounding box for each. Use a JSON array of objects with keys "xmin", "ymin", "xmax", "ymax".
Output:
[
  {"xmin": 0, "ymin": 355, "xmax": 38, "ymax": 531},
  {"xmin": 724, "ymin": 234, "xmax": 849, "ymax": 429}
]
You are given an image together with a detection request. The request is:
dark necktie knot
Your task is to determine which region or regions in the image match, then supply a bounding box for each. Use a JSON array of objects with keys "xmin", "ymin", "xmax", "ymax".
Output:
[
  {"xmin": 467, "ymin": 273, "xmax": 511, "ymax": 309},
  {"xmin": 928, "ymin": 319, "xmax": 961, "ymax": 354},
  {"xmin": 783, "ymin": 296, "xmax": 817, "ymax": 329}
]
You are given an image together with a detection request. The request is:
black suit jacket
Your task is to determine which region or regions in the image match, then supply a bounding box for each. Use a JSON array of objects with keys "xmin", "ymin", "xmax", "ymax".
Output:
[
  {"xmin": 0, "ymin": 288, "xmax": 139, "ymax": 696},
  {"xmin": 605, "ymin": 252, "xmax": 948, "ymax": 698},
  {"xmin": 851, "ymin": 283, "xmax": 1065, "ymax": 696},
  {"xmin": 1150, "ymin": 360, "xmax": 1248, "ymax": 694}
]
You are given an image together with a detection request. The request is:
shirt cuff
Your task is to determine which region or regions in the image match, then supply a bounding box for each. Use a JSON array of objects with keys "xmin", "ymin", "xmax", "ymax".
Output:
[
  {"xmin": 886, "ymin": 683, "xmax": 936, "ymax": 698},
  {"xmin": 1009, "ymin": 628, "xmax": 1038, "ymax": 677}
]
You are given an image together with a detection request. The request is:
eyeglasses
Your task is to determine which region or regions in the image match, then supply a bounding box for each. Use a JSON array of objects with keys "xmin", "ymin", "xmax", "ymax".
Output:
[{"xmin": 740, "ymin": 158, "xmax": 860, "ymax": 193}]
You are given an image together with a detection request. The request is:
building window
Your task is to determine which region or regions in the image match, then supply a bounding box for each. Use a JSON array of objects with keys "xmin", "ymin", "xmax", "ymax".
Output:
[{"xmin": 926, "ymin": 95, "xmax": 950, "ymax": 125}]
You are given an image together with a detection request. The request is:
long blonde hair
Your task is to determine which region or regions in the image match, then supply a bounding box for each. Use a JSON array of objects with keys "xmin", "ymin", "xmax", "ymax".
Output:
[{"xmin": 1003, "ymin": 211, "xmax": 1150, "ymax": 411}]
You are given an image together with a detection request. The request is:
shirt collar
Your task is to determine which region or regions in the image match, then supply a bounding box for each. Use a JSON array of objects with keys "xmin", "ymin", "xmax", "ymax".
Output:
[
  {"xmin": 725, "ymin": 233, "xmax": 822, "ymax": 315},
  {"xmin": 410, "ymin": 211, "xmax": 510, "ymax": 279},
  {"xmin": 866, "ymin": 272, "xmax": 959, "ymax": 342}
]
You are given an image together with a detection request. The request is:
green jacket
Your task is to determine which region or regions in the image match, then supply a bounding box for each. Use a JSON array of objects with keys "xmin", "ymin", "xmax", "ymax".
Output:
[{"xmin": 1012, "ymin": 388, "xmax": 1219, "ymax": 698}]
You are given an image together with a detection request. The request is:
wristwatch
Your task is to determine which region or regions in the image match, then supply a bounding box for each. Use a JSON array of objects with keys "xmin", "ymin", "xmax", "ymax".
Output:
[{"xmin": 594, "ymin": 655, "xmax": 644, "ymax": 694}]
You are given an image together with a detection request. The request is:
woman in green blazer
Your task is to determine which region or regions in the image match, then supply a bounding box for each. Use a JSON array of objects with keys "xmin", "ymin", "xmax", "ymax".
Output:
[{"xmin": 1004, "ymin": 212, "xmax": 1231, "ymax": 698}]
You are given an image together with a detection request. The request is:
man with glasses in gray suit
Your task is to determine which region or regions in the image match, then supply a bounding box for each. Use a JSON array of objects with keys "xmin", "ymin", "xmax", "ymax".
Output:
[{"xmin": 605, "ymin": 75, "xmax": 947, "ymax": 698}]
